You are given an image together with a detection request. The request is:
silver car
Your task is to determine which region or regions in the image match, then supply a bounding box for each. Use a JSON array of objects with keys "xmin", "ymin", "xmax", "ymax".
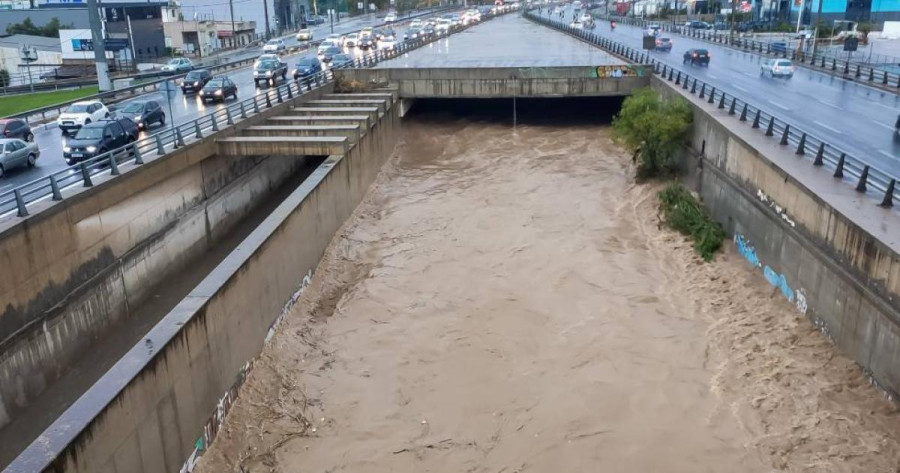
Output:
[{"xmin": 0, "ymin": 138, "xmax": 39, "ymax": 177}]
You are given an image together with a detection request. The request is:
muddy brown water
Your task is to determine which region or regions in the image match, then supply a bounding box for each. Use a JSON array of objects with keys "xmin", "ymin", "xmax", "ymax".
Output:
[{"xmin": 197, "ymin": 106, "xmax": 900, "ymax": 473}]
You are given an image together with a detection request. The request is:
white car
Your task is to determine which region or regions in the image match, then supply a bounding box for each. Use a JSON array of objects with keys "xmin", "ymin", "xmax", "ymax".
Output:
[
  {"xmin": 326, "ymin": 33, "xmax": 345, "ymax": 46},
  {"xmin": 579, "ymin": 13, "xmax": 592, "ymax": 23},
  {"xmin": 379, "ymin": 38, "xmax": 396, "ymax": 50},
  {"xmin": 317, "ymin": 41, "xmax": 336, "ymax": 56},
  {"xmin": 57, "ymin": 101, "xmax": 110, "ymax": 135},
  {"xmin": 409, "ymin": 19, "xmax": 423, "ymax": 28},
  {"xmin": 263, "ymin": 39, "xmax": 286, "ymax": 53},
  {"xmin": 385, "ymin": 12, "xmax": 397, "ymax": 22},
  {"xmin": 761, "ymin": 58, "xmax": 795, "ymax": 78},
  {"xmin": 296, "ymin": 28, "xmax": 312, "ymax": 41},
  {"xmin": 345, "ymin": 32, "xmax": 359, "ymax": 47},
  {"xmin": 436, "ymin": 18, "xmax": 452, "ymax": 33},
  {"xmin": 161, "ymin": 57, "xmax": 193, "ymax": 74}
]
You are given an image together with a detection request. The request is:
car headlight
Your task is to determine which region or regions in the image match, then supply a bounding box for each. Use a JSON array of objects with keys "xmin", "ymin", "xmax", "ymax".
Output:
[
  {"xmin": 134, "ymin": 117, "xmax": 142, "ymax": 123},
  {"xmin": 215, "ymin": 90, "xmax": 223, "ymax": 96},
  {"xmin": 266, "ymin": 71, "xmax": 272, "ymax": 77},
  {"xmin": 63, "ymin": 146, "xmax": 71, "ymax": 152},
  {"xmin": 194, "ymin": 81, "xmax": 199, "ymax": 86},
  {"xmin": 86, "ymin": 146, "xmax": 97, "ymax": 153}
]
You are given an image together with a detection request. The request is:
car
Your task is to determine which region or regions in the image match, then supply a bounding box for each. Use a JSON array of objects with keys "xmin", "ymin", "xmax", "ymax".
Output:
[
  {"xmin": 436, "ymin": 18, "xmax": 452, "ymax": 33},
  {"xmin": 180, "ymin": 69, "xmax": 212, "ymax": 93},
  {"xmin": 796, "ymin": 28, "xmax": 814, "ymax": 39},
  {"xmin": 384, "ymin": 12, "xmax": 397, "ymax": 22},
  {"xmin": 263, "ymin": 39, "xmax": 286, "ymax": 53},
  {"xmin": 688, "ymin": 20, "xmax": 710, "ymax": 29},
  {"xmin": 579, "ymin": 13, "xmax": 592, "ymax": 23},
  {"xmin": 713, "ymin": 21, "xmax": 728, "ymax": 30},
  {"xmin": 320, "ymin": 45, "xmax": 342, "ymax": 63},
  {"xmin": 0, "ymin": 119, "xmax": 33, "ymax": 142},
  {"xmin": 199, "ymin": 76, "xmax": 238, "ymax": 102},
  {"xmin": 422, "ymin": 25, "xmax": 436, "ymax": 37},
  {"xmin": 345, "ymin": 32, "xmax": 360, "ymax": 47},
  {"xmin": 361, "ymin": 26, "xmax": 374, "ymax": 36},
  {"xmin": 404, "ymin": 28, "xmax": 422, "ymax": 40},
  {"xmin": 358, "ymin": 33, "xmax": 376, "ymax": 49},
  {"xmin": 297, "ymin": 28, "xmax": 313, "ymax": 41},
  {"xmin": 253, "ymin": 58, "xmax": 288, "ymax": 86},
  {"xmin": 683, "ymin": 48, "xmax": 710, "ymax": 66},
  {"xmin": 326, "ymin": 33, "xmax": 345, "ymax": 46},
  {"xmin": 655, "ymin": 37, "xmax": 673, "ymax": 51},
  {"xmin": 380, "ymin": 38, "xmax": 396, "ymax": 50},
  {"xmin": 409, "ymin": 19, "xmax": 423, "ymax": 28},
  {"xmin": 115, "ymin": 100, "xmax": 165, "ymax": 130},
  {"xmin": 646, "ymin": 23, "xmax": 661, "ymax": 36},
  {"xmin": 317, "ymin": 41, "xmax": 336, "ymax": 57},
  {"xmin": 255, "ymin": 53, "xmax": 281, "ymax": 65},
  {"xmin": 161, "ymin": 57, "xmax": 193, "ymax": 74},
  {"xmin": 770, "ymin": 41, "xmax": 788, "ymax": 54},
  {"xmin": 57, "ymin": 101, "xmax": 110, "ymax": 135},
  {"xmin": 381, "ymin": 28, "xmax": 397, "ymax": 41},
  {"xmin": 63, "ymin": 118, "xmax": 138, "ymax": 165},
  {"xmin": 293, "ymin": 56, "xmax": 322, "ymax": 79},
  {"xmin": 0, "ymin": 138, "xmax": 39, "ymax": 177},
  {"xmin": 761, "ymin": 58, "xmax": 794, "ymax": 78},
  {"xmin": 331, "ymin": 53, "xmax": 354, "ymax": 68},
  {"xmin": 307, "ymin": 15, "xmax": 326, "ymax": 25}
]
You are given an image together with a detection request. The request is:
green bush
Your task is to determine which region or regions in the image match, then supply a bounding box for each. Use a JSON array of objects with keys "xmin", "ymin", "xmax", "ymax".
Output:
[
  {"xmin": 0, "ymin": 69, "xmax": 9, "ymax": 88},
  {"xmin": 612, "ymin": 88, "xmax": 692, "ymax": 180},
  {"xmin": 657, "ymin": 183, "xmax": 725, "ymax": 261}
]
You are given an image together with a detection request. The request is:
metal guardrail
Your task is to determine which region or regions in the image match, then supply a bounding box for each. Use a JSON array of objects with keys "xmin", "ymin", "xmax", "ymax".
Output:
[
  {"xmin": 526, "ymin": 11, "xmax": 899, "ymax": 209},
  {"xmin": 599, "ymin": 14, "xmax": 900, "ymax": 90},
  {"xmin": 0, "ymin": 13, "xmax": 505, "ymax": 221}
]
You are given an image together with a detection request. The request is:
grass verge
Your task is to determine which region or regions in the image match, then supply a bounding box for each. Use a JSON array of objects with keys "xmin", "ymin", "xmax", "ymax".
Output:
[
  {"xmin": 658, "ymin": 183, "xmax": 726, "ymax": 261},
  {"xmin": 0, "ymin": 86, "xmax": 100, "ymax": 118}
]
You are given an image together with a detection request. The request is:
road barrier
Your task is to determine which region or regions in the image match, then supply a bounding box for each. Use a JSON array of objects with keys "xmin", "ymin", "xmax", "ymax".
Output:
[
  {"xmin": 0, "ymin": 12, "xmax": 506, "ymax": 221},
  {"xmin": 599, "ymin": 14, "xmax": 900, "ymax": 91},
  {"xmin": 526, "ymin": 11, "xmax": 899, "ymax": 209}
]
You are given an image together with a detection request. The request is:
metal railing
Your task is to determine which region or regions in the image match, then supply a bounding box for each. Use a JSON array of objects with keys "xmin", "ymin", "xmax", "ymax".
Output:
[
  {"xmin": 526, "ymin": 11, "xmax": 899, "ymax": 209},
  {"xmin": 597, "ymin": 14, "xmax": 900, "ymax": 90},
  {"xmin": 0, "ymin": 12, "xmax": 507, "ymax": 220}
]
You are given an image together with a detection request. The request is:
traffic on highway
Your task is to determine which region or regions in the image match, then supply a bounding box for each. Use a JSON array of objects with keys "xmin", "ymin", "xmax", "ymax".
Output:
[
  {"xmin": 537, "ymin": 3, "xmax": 900, "ymax": 172},
  {"xmin": 0, "ymin": 7, "xmax": 494, "ymax": 192}
]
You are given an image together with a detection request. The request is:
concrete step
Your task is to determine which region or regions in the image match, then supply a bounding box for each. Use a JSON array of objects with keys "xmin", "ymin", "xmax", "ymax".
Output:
[
  {"xmin": 217, "ymin": 136, "xmax": 349, "ymax": 157},
  {"xmin": 242, "ymin": 125, "xmax": 361, "ymax": 143},
  {"xmin": 305, "ymin": 99, "xmax": 391, "ymax": 113},
  {"xmin": 267, "ymin": 115, "xmax": 371, "ymax": 129},
  {"xmin": 323, "ymin": 92, "xmax": 398, "ymax": 102},
  {"xmin": 289, "ymin": 106, "xmax": 380, "ymax": 123}
]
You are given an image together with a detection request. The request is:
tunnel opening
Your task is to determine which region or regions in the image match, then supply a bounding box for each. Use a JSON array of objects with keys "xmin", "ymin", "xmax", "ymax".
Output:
[
  {"xmin": 406, "ymin": 96, "xmax": 626, "ymax": 126},
  {"xmin": 0, "ymin": 155, "xmax": 327, "ymax": 468}
]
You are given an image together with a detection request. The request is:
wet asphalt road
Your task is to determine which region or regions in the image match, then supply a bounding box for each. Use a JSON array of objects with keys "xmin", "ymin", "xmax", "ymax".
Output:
[{"xmin": 0, "ymin": 11, "xmax": 440, "ymax": 194}]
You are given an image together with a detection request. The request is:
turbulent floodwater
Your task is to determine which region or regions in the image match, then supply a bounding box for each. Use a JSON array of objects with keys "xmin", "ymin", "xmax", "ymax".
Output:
[{"xmin": 196, "ymin": 103, "xmax": 900, "ymax": 473}]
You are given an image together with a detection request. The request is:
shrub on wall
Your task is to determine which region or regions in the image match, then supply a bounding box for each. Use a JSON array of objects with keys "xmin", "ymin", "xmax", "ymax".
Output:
[
  {"xmin": 612, "ymin": 87, "xmax": 692, "ymax": 180},
  {"xmin": 657, "ymin": 183, "xmax": 726, "ymax": 261}
]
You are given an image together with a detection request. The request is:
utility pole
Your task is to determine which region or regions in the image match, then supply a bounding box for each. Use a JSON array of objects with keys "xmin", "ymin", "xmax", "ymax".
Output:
[
  {"xmin": 86, "ymin": 0, "xmax": 112, "ymax": 91},
  {"xmin": 126, "ymin": 14, "xmax": 137, "ymax": 71},
  {"xmin": 229, "ymin": 0, "xmax": 236, "ymax": 48},
  {"xmin": 263, "ymin": 0, "xmax": 271, "ymax": 39},
  {"xmin": 811, "ymin": 0, "xmax": 823, "ymax": 57},
  {"xmin": 729, "ymin": 0, "xmax": 736, "ymax": 42}
]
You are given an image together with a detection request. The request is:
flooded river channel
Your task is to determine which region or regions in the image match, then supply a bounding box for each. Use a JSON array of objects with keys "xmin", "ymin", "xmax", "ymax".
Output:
[{"xmin": 197, "ymin": 101, "xmax": 900, "ymax": 473}]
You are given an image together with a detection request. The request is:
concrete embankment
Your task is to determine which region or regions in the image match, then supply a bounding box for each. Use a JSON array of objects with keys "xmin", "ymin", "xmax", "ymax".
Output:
[
  {"xmin": 653, "ymin": 76, "xmax": 900, "ymax": 397},
  {"xmin": 5, "ymin": 90, "xmax": 400, "ymax": 473},
  {"xmin": 0, "ymin": 84, "xmax": 334, "ymax": 435}
]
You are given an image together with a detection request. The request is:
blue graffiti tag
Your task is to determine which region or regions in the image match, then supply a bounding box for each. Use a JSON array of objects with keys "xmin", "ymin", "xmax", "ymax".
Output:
[
  {"xmin": 763, "ymin": 265, "xmax": 794, "ymax": 302},
  {"xmin": 734, "ymin": 234, "xmax": 761, "ymax": 268}
]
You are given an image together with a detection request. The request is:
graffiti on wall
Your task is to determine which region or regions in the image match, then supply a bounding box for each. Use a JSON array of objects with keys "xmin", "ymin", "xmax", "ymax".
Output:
[
  {"xmin": 180, "ymin": 268, "xmax": 315, "ymax": 473},
  {"xmin": 757, "ymin": 189, "xmax": 796, "ymax": 228},
  {"xmin": 734, "ymin": 232, "xmax": 808, "ymax": 315}
]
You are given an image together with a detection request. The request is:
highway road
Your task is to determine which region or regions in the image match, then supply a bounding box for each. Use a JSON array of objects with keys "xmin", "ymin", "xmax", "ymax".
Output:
[
  {"xmin": 539, "ymin": 8, "xmax": 900, "ymax": 172},
  {"xmin": 0, "ymin": 11, "xmax": 442, "ymax": 194}
]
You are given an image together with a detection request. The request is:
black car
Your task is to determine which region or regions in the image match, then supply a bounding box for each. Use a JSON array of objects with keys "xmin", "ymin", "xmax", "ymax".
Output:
[
  {"xmin": 0, "ymin": 119, "xmax": 33, "ymax": 142},
  {"xmin": 358, "ymin": 33, "xmax": 376, "ymax": 49},
  {"xmin": 116, "ymin": 100, "xmax": 166, "ymax": 130},
  {"xmin": 307, "ymin": 15, "xmax": 325, "ymax": 25},
  {"xmin": 422, "ymin": 26, "xmax": 436, "ymax": 37},
  {"xmin": 253, "ymin": 59, "xmax": 288, "ymax": 86},
  {"xmin": 321, "ymin": 46, "xmax": 342, "ymax": 63},
  {"xmin": 683, "ymin": 48, "xmax": 710, "ymax": 66},
  {"xmin": 199, "ymin": 76, "xmax": 238, "ymax": 102},
  {"xmin": 63, "ymin": 118, "xmax": 138, "ymax": 164},
  {"xmin": 404, "ymin": 28, "xmax": 422, "ymax": 40},
  {"xmin": 181, "ymin": 69, "xmax": 213, "ymax": 93}
]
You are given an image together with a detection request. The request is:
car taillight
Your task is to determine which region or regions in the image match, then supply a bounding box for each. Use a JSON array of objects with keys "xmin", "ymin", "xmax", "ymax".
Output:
[{"xmin": 692, "ymin": 53, "xmax": 697, "ymax": 57}]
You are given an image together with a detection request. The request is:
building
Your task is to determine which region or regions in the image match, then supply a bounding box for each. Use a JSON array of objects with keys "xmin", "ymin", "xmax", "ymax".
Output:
[
  {"xmin": 0, "ymin": 33, "xmax": 60, "ymax": 83},
  {"xmin": 163, "ymin": 19, "xmax": 256, "ymax": 56}
]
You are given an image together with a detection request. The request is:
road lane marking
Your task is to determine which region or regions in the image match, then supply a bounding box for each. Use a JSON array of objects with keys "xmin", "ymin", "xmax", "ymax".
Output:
[
  {"xmin": 767, "ymin": 100, "xmax": 789, "ymax": 111},
  {"xmin": 732, "ymin": 84, "xmax": 748, "ymax": 92},
  {"xmin": 873, "ymin": 122, "xmax": 895, "ymax": 131},
  {"xmin": 879, "ymin": 150, "xmax": 897, "ymax": 159},
  {"xmin": 742, "ymin": 72, "xmax": 757, "ymax": 78},
  {"xmin": 817, "ymin": 100, "xmax": 842, "ymax": 110},
  {"xmin": 813, "ymin": 120, "xmax": 842, "ymax": 135},
  {"xmin": 707, "ymin": 74, "xmax": 718, "ymax": 79}
]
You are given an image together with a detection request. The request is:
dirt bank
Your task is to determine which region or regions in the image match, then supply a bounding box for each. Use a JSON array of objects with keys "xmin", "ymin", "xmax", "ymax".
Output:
[{"xmin": 196, "ymin": 114, "xmax": 900, "ymax": 473}]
